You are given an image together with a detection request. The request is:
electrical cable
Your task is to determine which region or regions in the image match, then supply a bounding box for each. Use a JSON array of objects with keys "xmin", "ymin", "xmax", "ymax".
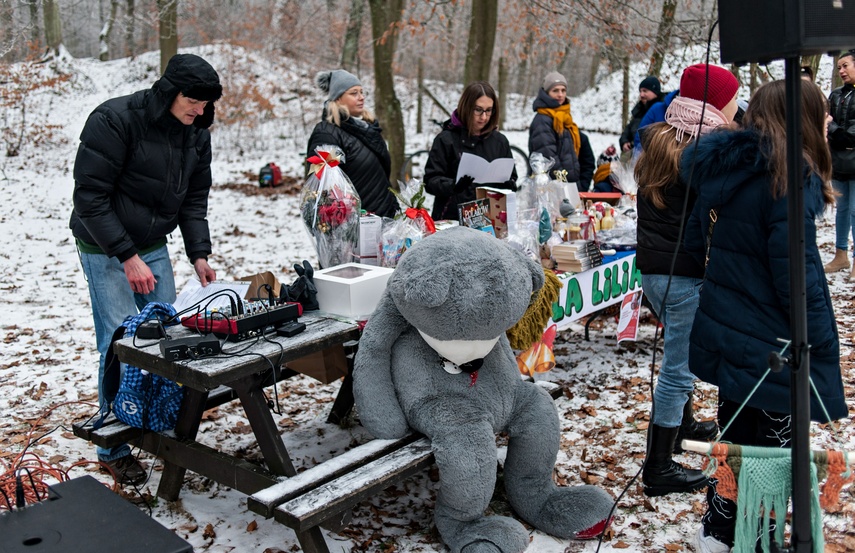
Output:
[{"xmin": 591, "ymin": 19, "xmax": 721, "ymax": 552}]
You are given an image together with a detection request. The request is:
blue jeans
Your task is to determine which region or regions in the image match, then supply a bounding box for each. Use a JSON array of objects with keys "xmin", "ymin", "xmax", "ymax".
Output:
[
  {"xmin": 833, "ymin": 178, "xmax": 855, "ymax": 254},
  {"xmin": 79, "ymin": 245, "xmax": 176, "ymax": 460},
  {"xmin": 642, "ymin": 274, "xmax": 702, "ymax": 428}
]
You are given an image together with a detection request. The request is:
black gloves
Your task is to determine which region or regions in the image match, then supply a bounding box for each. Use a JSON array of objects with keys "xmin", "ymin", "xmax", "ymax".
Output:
[
  {"xmin": 454, "ymin": 174, "xmax": 475, "ymax": 193},
  {"xmin": 280, "ymin": 260, "xmax": 319, "ymax": 311},
  {"xmin": 499, "ymin": 179, "xmax": 518, "ymax": 192}
]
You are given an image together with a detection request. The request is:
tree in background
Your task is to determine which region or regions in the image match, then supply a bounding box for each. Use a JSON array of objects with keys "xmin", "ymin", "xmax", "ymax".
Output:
[
  {"xmin": 340, "ymin": 0, "xmax": 365, "ymax": 72},
  {"xmin": 125, "ymin": 0, "xmax": 136, "ymax": 57},
  {"xmin": 43, "ymin": 0, "xmax": 63, "ymax": 58},
  {"xmin": 100, "ymin": 0, "xmax": 120, "ymax": 61},
  {"xmin": 158, "ymin": 0, "xmax": 178, "ymax": 74},
  {"xmin": 368, "ymin": 0, "xmax": 405, "ymax": 188},
  {"xmin": 648, "ymin": 0, "xmax": 677, "ymax": 78},
  {"xmin": 462, "ymin": 0, "xmax": 497, "ymax": 85}
]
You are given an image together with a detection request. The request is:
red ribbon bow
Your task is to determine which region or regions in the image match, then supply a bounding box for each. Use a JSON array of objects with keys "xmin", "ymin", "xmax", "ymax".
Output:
[
  {"xmin": 404, "ymin": 207, "xmax": 437, "ymax": 234},
  {"xmin": 306, "ymin": 150, "xmax": 340, "ymax": 179}
]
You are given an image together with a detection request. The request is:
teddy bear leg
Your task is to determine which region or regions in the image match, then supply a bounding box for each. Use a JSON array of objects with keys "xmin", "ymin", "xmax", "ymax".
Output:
[
  {"xmin": 503, "ymin": 384, "xmax": 614, "ymax": 540},
  {"xmin": 424, "ymin": 418, "xmax": 528, "ymax": 553}
]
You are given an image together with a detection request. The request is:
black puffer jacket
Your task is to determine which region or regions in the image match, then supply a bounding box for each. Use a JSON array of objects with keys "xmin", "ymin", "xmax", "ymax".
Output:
[
  {"xmin": 528, "ymin": 89, "xmax": 580, "ymax": 183},
  {"xmin": 635, "ymin": 125, "xmax": 705, "ymax": 279},
  {"xmin": 70, "ymin": 55, "xmax": 219, "ymax": 263},
  {"xmin": 424, "ymin": 118, "xmax": 517, "ymax": 221},
  {"xmin": 828, "ymin": 84, "xmax": 855, "ymax": 179},
  {"xmin": 307, "ymin": 114, "xmax": 398, "ymax": 218},
  {"xmin": 619, "ymin": 98, "xmax": 661, "ymax": 150}
]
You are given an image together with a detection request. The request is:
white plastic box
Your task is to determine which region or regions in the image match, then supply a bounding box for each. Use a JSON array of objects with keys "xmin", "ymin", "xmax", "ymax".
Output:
[{"xmin": 313, "ymin": 263, "xmax": 394, "ymax": 320}]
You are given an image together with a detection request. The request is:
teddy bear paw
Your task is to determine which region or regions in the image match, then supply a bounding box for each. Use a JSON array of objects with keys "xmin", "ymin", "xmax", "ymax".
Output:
[{"xmin": 437, "ymin": 513, "xmax": 528, "ymax": 553}]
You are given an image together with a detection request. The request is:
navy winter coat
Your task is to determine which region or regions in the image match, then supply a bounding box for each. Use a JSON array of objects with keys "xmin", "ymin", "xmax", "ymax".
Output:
[
  {"xmin": 307, "ymin": 114, "xmax": 398, "ymax": 218},
  {"xmin": 683, "ymin": 129, "xmax": 847, "ymax": 422},
  {"xmin": 528, "ymin": 89, "xmax": 581, "ymax": 184},
  {"xmin": 70, "ymin": 56, "xmax": 218, "ymax": 263}
]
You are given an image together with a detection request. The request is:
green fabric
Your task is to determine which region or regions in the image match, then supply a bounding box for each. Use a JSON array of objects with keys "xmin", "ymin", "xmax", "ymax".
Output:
[
  {"xmin": 76, "ymin": 237, "xmax": 167, "ymax": 257},
  {"xmin": 733, "ymin": 445, "xmax": 823, "ymax": 553}
]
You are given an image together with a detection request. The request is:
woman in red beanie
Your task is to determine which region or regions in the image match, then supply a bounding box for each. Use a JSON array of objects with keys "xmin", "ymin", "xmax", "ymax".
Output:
[{"xmin": 634, "ymin": 63, "xmax": 739, "ymax": 499}]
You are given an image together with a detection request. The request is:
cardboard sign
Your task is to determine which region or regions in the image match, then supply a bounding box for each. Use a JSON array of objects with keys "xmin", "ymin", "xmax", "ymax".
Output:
[
  {"xmin": 552, "ymin": 253, "xmax": 642, "ymax": 330},
  {"xmin": 617, "ymin": 290, "xmax": 643, "ymax": 344}
]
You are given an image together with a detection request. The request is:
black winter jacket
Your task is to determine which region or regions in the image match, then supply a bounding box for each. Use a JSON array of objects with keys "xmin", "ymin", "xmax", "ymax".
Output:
[
  {"xmin": 424, "ymin": 119, "xmax": 517, "ymax": 221},
  {"xmin": 619, "ymin": 98, "xmax": 661, "ymax": 150},
  {"xmin": 828, "ymin": 84, "xmax": 855, "ymax": 178},
  {"xmin": 635, "ymin": 127, "xmax": 705, "ymax": 279},
  {"xmin": 70, "ymin": 60, "xmax": 217, "ymax": 263},
  {"xmin": 578, "ymin": 132, "xmax": 595, "ymax": 192},
  {"xmin": 307, "ymin": 114, "xmax": 398, "ymax": 218},
  {"xmin": 683, "ymin": 129, "xmax": 846, "ymax": 422},
  {"xmin": 528, "ymin": 89, "xmax": 580, "ymax": 184}
]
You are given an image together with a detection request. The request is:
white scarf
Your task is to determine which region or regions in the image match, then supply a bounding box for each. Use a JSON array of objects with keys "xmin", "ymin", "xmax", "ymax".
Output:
[{"xmin": 664, "ymin": 96, "xmax": 729, "ymax": 142}]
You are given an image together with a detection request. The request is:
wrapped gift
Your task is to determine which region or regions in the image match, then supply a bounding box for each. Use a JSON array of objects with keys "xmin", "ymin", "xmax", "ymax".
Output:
[{"xmin": 300, "ymin": 146, "xmax": 361, "ymax": 268}]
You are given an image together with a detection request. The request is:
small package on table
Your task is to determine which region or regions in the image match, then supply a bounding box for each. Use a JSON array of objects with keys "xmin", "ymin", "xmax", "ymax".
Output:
[
  {"xmin": 314, "ymin": 263, "xmax": 394, "ymax": 320},
  {"xmin": 285, "ymin": 343, "xmax": 349, "ymax": 384},
  {"xmin": 476, "ymin": 187, "xmax": 516, "ymax": 239},
  {"xmin": 357, "ymin": 213, "xmax": 383, "ymax": 265}
]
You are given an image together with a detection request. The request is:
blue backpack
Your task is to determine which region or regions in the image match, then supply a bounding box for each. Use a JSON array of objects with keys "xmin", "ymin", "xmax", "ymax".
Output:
[{"xmin": 101, "ymin": 302, "xmax": 185, "ymax": 432}]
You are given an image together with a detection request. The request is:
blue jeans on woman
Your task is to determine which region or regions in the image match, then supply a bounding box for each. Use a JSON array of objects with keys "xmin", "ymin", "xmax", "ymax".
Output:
[
  {"xmin": 79, "ymin": 245, "xmax": 176, "ymax": 461},
  {"xmin": 833, "ymin": 178, "xmax": 855, "ymax": 255},
  {"xmin": 642, "ymin": 274, "xmax": 702, "ymax": 428}
]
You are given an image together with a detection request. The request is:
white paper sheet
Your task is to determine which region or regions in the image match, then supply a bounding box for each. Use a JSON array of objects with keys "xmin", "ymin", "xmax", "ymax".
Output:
[
  {"xmin": 172, "ymin": 278, "xmax": 251, "ymax": 313},
  {"xmin": 455, "ymin": 153, "xmax": 515, "ymax": 184}
]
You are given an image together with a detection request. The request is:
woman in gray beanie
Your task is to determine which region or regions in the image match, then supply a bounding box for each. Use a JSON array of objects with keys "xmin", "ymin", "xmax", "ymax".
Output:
[{"xmin": 306, "ymin": 69, "xmax": 398, "ymax": 218}]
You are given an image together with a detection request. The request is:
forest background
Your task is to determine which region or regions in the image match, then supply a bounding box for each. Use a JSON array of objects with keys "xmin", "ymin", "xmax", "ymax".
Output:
[{"xmin": 2, "ymin": 0, "xmax": 844, "ymax": 181}]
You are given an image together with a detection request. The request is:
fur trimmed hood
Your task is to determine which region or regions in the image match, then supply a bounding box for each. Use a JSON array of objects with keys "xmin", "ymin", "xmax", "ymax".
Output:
[{"xmin": 681, "ymin": 128, "xmax": 766, "ymax": 208}]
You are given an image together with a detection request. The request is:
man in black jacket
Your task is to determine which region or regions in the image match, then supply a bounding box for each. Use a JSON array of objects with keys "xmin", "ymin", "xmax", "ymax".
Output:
[{"xmin": 70, "ymin": 53, "xmax": 222, "ymax": 485}]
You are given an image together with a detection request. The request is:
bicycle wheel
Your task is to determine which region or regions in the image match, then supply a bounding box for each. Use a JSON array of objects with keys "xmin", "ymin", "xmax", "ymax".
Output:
[
  {"xmin": 399, "ymin": 149, "xmax": 431, "ymax": 183},
  {"xmin": 509, "ymin": 145, "xmax": 531, "ymax": 178}
]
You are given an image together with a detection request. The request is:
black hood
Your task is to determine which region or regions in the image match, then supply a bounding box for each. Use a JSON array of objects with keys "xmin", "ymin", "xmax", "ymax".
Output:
[
  {"xmin": 681, "ymin": 128, "xmax": 766, "ymax": 207},
  {"xmin": 152, "ymin": 54, "xmax": 222, "ymax": 129}
]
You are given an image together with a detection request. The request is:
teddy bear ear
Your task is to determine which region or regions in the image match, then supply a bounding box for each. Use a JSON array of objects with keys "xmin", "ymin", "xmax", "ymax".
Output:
[{"xmin": 390, "ymin": 263, "xmax": 453, "ymax": 308}]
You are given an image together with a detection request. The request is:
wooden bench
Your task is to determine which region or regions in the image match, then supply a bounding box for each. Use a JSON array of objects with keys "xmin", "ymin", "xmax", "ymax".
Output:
[
  {"xmin": 246, "ymin": 380, "xmax": 563, "ymax": 546},
  {"xmin": 72, "ymin": 384, "xmax": 241, "ymax": 448}
]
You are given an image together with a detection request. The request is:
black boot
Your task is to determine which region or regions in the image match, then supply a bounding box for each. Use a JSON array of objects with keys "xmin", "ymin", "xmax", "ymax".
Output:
[
  {"xmin": 674, "ymin": 398, "xmax": 719, "ymax": 453},
  {"xmin": 642, "ymin": 424, "xmax": 709, "ymax": 497}
]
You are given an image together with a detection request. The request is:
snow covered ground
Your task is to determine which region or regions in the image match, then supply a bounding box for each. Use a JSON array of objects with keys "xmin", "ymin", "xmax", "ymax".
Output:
[{"xmin": 0, "ymin": 44, "xmax": 852, "ymax": 552}]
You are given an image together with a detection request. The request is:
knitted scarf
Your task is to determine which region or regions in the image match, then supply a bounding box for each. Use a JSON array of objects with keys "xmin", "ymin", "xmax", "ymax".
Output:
[
  {"xmin": 664, "ymin": 96, "xmax": 729, "ymax": 143},
  {"xmin": 536, "ymin": 104, "xmax": 581, "ymax": 156}
]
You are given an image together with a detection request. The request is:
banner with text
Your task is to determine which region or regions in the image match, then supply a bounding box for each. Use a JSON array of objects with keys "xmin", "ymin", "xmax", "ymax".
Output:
[{"xmin": 552, "ymin": 253, "xmax": 642, "ymax": 330}]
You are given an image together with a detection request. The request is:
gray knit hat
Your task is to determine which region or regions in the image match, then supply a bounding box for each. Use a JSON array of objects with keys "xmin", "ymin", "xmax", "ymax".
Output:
[
  {"xmin": 542, "ymin": 71, "xmax": 568, "ymax": 93},
  {"xmin": 315, "ymin": 70, "xmax": 362, "ymax": 102}
]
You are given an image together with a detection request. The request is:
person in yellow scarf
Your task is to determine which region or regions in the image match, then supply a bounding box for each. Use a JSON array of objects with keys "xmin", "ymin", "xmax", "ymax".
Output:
[{"xmin": 529, "ymin": 71, "xmax": 594, "ymax": 192}]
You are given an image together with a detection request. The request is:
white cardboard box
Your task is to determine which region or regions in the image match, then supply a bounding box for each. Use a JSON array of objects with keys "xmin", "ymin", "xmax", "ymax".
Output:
[{"xmin": 314, "ymin": 263, "xmax": 394, "ymax": 320}]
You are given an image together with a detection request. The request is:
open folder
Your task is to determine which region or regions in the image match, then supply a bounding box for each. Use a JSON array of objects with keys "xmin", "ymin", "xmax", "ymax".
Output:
[{"xmin": 455, "ymin": 152, "xmax": 515, "ymax": 184}]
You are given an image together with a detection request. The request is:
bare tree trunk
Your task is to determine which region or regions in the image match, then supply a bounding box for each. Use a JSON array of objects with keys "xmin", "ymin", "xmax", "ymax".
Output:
[
  {"xmin": 648, "ymin": 0, "xmax": 677, "ymax": 78},
  {"xmin": 158, "ymin": 0, "xmax": 178, "ymax": 74},
  {"xmin": 43, "ymin": 0, "xmax": 63, "ymax": 56},
  {"xmin": 800, "ymin": 54, "xmax": 820, "ymax": 82},
  {"xmin": 126, "ymin": 0, "xmax": 136, "ymax": 57},
  {"xmin": 340, "ymin": 0, "xmax": 364, "ymax": 72},
  {"xmin": 29, "ymin": 1, "xmax": 40, "ymax": 49},
  {"xmin": 368, "ymin": 0, "xmax": 405, "ymax": 189},
  {"xmin": 416, "ymin": 58, "xmax": 423, "ymax": 134},
  {"xmin": 100, "ymin": 0, "xmax": 120, "ymax": 61},
  {"xmin": 589, "ymin": 50, "xmax": 600, "ymax": 89},
  {"xmin": 497, "ymin": 56, "xmax": 506, "ymax": 131},
  {"xmin": 749, "ymin": 62, "xmax": 759, "ymax": 95},
  {"xmin": 1, "ymin": 2, "xmax": 13, "ymax": 58},
  {"xmin": 622, "ymin": 57, "xmax": 630, "ymax": 128},
  {"xmin": 463, "ymin": 0, "xmax": 497, "ymax": 85}
]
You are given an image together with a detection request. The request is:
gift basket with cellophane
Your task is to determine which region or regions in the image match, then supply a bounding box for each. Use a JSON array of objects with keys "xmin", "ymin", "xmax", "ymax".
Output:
[{"xmin": 300, "ymin": 145, "xmax": 361, "ymax": 268}]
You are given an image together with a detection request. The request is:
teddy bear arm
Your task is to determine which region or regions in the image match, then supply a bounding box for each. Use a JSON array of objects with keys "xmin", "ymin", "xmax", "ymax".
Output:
[{"xmin": 352, "ymin": 293, "xmax": 411, "ymax": 438}]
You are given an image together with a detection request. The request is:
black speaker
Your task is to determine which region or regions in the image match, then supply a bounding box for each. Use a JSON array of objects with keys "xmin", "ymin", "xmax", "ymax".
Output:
[{"xmin": 719, "ymin": 0, "xmax": 855, "ymax": 64}]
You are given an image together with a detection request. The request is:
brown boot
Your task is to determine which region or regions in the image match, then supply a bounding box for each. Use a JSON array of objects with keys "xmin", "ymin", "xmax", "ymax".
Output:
[{"xmin": 824, "ymin": 249, "xmax": 850, "ymax": 273}]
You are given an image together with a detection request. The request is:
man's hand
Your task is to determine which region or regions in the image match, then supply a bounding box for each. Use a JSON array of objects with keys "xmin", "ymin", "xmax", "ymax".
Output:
[
  {"xmin": 123, "ymin": 254, "xmax": 157, "ymax": 295},
  {"xmin": 194, "ymin": 258, "xmax": 216, "ymax": 286}
]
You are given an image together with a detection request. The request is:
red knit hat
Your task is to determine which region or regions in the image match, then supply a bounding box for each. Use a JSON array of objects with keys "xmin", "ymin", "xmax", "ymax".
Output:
[{"xmin": 679, "ymin": 64, "xmax": 739, "ymax": 111}]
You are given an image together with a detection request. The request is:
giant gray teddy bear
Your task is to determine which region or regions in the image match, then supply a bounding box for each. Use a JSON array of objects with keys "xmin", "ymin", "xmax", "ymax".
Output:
[{"xmin": 353, "ymin": 227, "xmax": 613, "ymax": 553}]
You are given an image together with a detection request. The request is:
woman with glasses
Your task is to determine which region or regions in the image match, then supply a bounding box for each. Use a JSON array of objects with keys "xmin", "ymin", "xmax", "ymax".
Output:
[
  {"xmin": 307, "ymin": 69, "xmax": 398, "ymax": 217},
  {"xmin": 424, "ymin": 81, "xmax": 517, "ymax": 221}
]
